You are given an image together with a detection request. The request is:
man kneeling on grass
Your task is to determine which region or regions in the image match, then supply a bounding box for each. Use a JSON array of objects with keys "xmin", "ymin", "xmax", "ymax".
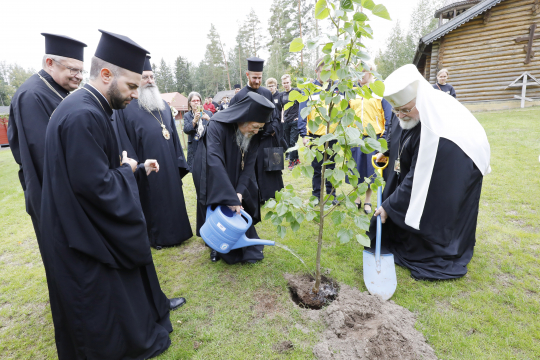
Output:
[
  {"xmin": 192, "ymin": 92, "xmax": 274, "ymax": 264},
  {"xmin": 368, "ymin": 64, "xmax": 491, "ymax": 281}
]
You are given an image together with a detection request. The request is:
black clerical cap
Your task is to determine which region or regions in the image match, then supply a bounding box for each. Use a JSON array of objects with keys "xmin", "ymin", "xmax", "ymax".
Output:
[
  {"xmin": 95, "ymin": 30, "xmax": 149, "ymax": 74},
  {"xmin": 211, "ymin": 92, "xmax": 274, "ymax": 124},
  {"xmin": 234, "ymin": 84, "xmax": 241, "ymax": 89},
  {"xmin": 247, "ymin": 57, "xmax": 264, "ymax": 72},
  {"xmin": 41, "ymin": 33, "xmax": 87, "ymax": 61},
  {"xmin": 143, "ymin": 55, "xmax": 152, "ymax": 72}
]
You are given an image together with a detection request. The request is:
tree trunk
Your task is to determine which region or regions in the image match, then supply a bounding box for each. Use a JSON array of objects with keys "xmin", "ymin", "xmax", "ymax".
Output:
[
  {"xmin": 298, "ymin": 0, "xmax": 304, "ymax": 76},
  {"xmin": 238, "ymin": 46, "xmax": 243, "ymax": 87},
  {"xmin": 217, "ymin": 33, "xmax": 232, "ymax": 90}
]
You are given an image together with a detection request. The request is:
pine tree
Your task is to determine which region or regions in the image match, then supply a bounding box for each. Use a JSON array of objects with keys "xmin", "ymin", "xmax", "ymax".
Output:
[
  {"xmin": 203, "ymin": 24, "xmax": 228, "ymax": 96},
  {"xmin": 155, "ymin": 58, "xmax": 175, "ymax": 93},
  {"xmin": 174, "ymin": 56, "xmax": 191, "ymax": 95}
]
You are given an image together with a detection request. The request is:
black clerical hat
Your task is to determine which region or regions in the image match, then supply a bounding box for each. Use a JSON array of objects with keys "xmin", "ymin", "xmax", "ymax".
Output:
[
  {"xmin": 143, "ymin": 55, "xmax": 152, "ymax": 72},
  {"xmin": 247, "ymin": 57, "xmax": 264, "ymax": 72},
  {"xmin": 95, "ymin": 30, "xmax": 149, "ymax": 74},
  {"xmin": 211, "ymin": 92, "xmax": 274, "ymax": 124},
  {"xmin": 234, "ymin": 84, "xmax": 241, "ymax": 89},
  {"xmin": 41, "ymin": 33, "xmax": 87, "ymax": 61}
]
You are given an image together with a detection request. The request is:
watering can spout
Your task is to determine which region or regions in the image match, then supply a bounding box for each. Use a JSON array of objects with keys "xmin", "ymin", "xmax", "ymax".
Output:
[{"xmin": 231, "ymin": 233, "xmax": 275, "ymax": 250}]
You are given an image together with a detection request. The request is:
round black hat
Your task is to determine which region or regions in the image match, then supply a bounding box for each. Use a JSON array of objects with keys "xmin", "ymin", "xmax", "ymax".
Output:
[
  {"xmin": 41, "ymin": 33, "xmax": 87, "ymax": 61},
  {"xmin": 143, "ymin": 55, "xmax": 152, "ymax": 72},
  {"xmin": 94, "ymin": 30, "xmax": 149, "ymax": 74},
  {"xmin": 247, "ymin": 57, "xmax": 264, "ymax": 72},
  {"xmin": 211, "ymin": 91, "xmax": 274, "ymax": 124},
  {"xmin": 234, "ymin": 84, "xmax": 241, "ymax": 89}
]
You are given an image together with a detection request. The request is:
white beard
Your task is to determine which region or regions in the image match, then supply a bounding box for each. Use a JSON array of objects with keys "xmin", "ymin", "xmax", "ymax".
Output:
[
  {"xmin": 138, "ymin": 84, "xmax": 165, "ymax": 112},
  {"xmin": 399, "ymin": 118, "xmax": 420, "ymax": 130},
  {"xmin": 235, "ymin": 129, "xmax": 252, "ymax": 152}
]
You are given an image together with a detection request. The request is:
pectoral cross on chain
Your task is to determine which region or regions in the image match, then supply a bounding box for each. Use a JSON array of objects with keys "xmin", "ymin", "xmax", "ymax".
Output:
[{"xmin": 515, "ymin": 23, "xmax": 540, "ymax": 64}]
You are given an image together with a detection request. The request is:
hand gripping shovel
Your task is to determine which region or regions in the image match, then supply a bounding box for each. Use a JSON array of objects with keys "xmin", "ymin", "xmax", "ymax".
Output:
[{"xmin": 362, "ymin": 156, "xmax": 397, "ymax": 301}]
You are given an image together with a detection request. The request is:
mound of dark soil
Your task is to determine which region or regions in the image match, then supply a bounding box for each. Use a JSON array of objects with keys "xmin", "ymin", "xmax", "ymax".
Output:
[{"xmin": 310, "ymin": 284, "xmax": 437, "ymax": 359}]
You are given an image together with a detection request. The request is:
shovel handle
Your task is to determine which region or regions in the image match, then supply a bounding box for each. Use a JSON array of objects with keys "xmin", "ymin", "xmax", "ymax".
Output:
[{"xmin": 376, "ymin": 186, "xmax": 382, "ymax": 272}]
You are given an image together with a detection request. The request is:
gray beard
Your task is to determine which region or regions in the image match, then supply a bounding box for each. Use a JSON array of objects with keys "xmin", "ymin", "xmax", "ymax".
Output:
[
  {"xmin": 138, "ymin": 84, "xmax": 165, "ymax": 112},
  {"xmin": 399, "ymin": 118, "xmax": 420, "ymax": 130},
  {"xmin": 235, "ymin": 129, "xmax": 252, "ymax": 152}
]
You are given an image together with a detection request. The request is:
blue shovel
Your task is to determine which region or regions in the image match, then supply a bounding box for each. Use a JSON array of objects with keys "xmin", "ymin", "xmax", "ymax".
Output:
[{"xmin": 362, "ymin": 156, "xmax": 397, "ymax": 301}]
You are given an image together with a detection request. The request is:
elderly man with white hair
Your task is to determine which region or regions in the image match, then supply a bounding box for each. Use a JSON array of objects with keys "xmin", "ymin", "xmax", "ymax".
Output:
[{"xmin": 369, "ymin": 64, "xmax": 491, "ymax": 280}]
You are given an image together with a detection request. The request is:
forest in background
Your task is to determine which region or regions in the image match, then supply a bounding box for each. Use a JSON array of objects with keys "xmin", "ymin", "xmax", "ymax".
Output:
[{"xmin": 0, "ymin": 0, "xmax": 443, "ymax": 105}]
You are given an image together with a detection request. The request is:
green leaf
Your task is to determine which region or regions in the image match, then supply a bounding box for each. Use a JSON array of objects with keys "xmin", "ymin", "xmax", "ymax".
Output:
[
  {"xmin": 353, "ymin": 12, "xmax": 368, "ymax": 22},
  {"xmin": 272, "ymin": 214, "xmax": 282, "ymax": 226},
  {"xmin": 289, "ymin": 90, "xmax": 302, "ymax": 101},
  {"xmin": 365, "ymin": 123, "xmax": 377, "ymax": 139},
  {"xmin": 340, "ymin": 0, "xmax": 353, "ymax": 10},
  {"xmin": 289, "ymin": 37, "xmax": 304, "ymax": 53},
  {"xmin": 306, "ymin": 37, "xmax": 321, "ymax": 50},
  {"xmin": 372, "ymin": 4, "xmax": 391, "ymax": 20},
  {"xmin": 284, "ymin": 101, "xmax": 294, "ymax": 111},
  {"xmin": 345, "ymin": 127, "xmax": 360, "ymax": 141},
  {"xmin": 278, "ymin": 225, "xmax": 287, "ymax": 239},
  {"xmin": 370, "ymin": 182, "xmax": 378, "ymax": 192},
  {"xmin": 316, "ymin": 151, "xmax": 323, "ymax": 162},
  {"xmin": 334, "ymin": 169, "xmax": 345, "ymax": 181},
  {"xmin": 361, "ymin": 0, "xmax": 375, "ymax": 10},
  {"xmin": 320, "ymin": 70, "xmax": 332, "ymax": 82},
  {"xmin": 300, "ymin": 106, "xmax": 312, "ymax": 119},
  {"xmin": 265, "ymin": 199, "xmax": 276, "ymax": 209},
  {"xmin": 337, "ymin": 229, "xmax": 352, "ymax": 243},
  {"xmin": 354, "ymin": 215, "xmax": 370, "ymax": 231},
  {"xmin": 343, "ymin": 22, "xmax": 354, "ymax": 36},
  {"xmin": 369, "ymin": 80, "xmax": 385, "ymax": 98},
  {"xmin": 319, "ymin": 133, "xmax": 336, "ymax": 144},
  {"xmin": 365, "ymin": 137, "xmax": 382, "ymax": 152},
  {"xmin": 276, "ymin": 203, "xmax": 288, "ymax": 216},
  {"xmin": 292, "ymin": 165, "xmax": 302, "ymax": 178},
  {"xmin": 378, "ymin": 138, "xmax": 388, "ymax": 152},
  {"xmin": 264, "ymin": 211, "xmax": 274, "ymax": 220},
  {"xmin": 322, "ymin": 42, "xmax": 333, "ymax": 54},
  {"xmin": 291, "ymin": 197, "xmax": 303, "ymax": 208},
  {"xmin": 291, "ymin": 220, "xmax": 300, "ymax": 232},
  {"xmin": 308, "ymin": 119, "xmax": 320, "ymax": 134},
  {"xmin": 306, "ymin": 211, "xmax": 317, "ymax": 221},
  {"xmin": 356, "ymin": 233, "xmax": 371, "ymax": 247},
  {"xmin": 315, "ymin": 0, "xmax": 330, "ymax": 19},
  {"xmin": 331, "ymin": 211, "xmax": 345, "ymax": 225}
]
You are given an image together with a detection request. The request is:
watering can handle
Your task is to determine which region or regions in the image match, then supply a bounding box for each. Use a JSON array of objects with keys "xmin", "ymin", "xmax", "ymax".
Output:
[
  {"xmin": 240, "ymin": 209, "xmax": 253, "ymax": 228},
  {"xmin": 206, "ymin": 205, "xmax": 215, "ymax": 218}
]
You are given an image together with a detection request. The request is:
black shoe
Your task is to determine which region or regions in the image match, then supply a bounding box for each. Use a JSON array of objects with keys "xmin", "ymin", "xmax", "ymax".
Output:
[
  {"xmin": 364, "ymin": 203, "xmax": 372, "ymax": 214},
  {"xmin": 169, "ymin": 297, "xmax": 186, "ymax": 311},
  {"xmin": 155, "ymin": 245, "xmax": 162, "ymax": 250},
  {"xmin": 210, "ymin": 250, "xmax": 221, "ymax": 262}
]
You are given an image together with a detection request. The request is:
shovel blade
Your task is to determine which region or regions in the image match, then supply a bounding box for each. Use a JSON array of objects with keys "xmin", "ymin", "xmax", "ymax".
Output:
[{"xmin": 363, "ymin": 250, "xmax": 397, "ymax": 301}]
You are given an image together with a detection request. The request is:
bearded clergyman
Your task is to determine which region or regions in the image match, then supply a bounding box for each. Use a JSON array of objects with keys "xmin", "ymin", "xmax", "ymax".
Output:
[
  {"xmin": 41, "ymin": 30, "xmax": 175, "ymax": 359},
  {"xmin": 192, "ymin": 92, "xmax": 274, "ymax": 264},
  {"xmin": 113, "ymin": 55, "xmax": 192, "ymax": 249},
  {"xmin": 368, "ymin": 64, "xmax": 491, "ymax": 281}
]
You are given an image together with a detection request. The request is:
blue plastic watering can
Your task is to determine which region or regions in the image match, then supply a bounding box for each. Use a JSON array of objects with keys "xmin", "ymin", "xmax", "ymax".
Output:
[{"xmin": 200, "ymin": 205, "xmax": 275, "ymax": 254}]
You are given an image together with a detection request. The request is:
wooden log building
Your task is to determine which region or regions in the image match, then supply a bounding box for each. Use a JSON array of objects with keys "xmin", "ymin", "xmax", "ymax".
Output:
[{"xmin": 414, "ymin": 0, "xmax": 540, "ymax": 111}]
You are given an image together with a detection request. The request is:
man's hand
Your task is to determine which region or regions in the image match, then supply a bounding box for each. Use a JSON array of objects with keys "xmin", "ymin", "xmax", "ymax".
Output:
[
  {"xmin": 375, "ymin": 152, "xmax": 388, "ymax": 163},
  {"xmin": 294, "ymin": 117, "xmax": 298, "ymax": 121},
  {"xmin": 144, "ymin": 159, "xmax": 159, "ymax": 175},
  {"xmin": 302, "ymin": 137, "xmax": 310, "ymax": 146},
  {"xmin": 374, "ymin": 206, "xmax": 388, "ymax": 224},
  {"xmin": 122, "ymin": 151, "xmax": 137, "ymax": 173},
  {"xmin": 228, "ymin": 193, "xmax": 244, "ymax": 215}
]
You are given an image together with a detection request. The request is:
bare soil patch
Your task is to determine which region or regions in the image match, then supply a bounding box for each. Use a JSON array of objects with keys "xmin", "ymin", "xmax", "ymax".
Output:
[
  {"xmin": 309, "ymin": 284, "xmax": 437, "ymax": 360},
  {"xmin": 273, "ymin": 340, "xmax": 294, "ymax": 353}
]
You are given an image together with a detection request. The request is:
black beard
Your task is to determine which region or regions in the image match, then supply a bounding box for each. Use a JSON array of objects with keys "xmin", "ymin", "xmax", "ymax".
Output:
[{"xmin": 107, "ymin": 79, "xmax": 131, "ymax": 110}]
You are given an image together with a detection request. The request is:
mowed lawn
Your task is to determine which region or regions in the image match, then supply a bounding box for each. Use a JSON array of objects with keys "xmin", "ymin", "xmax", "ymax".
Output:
[{"xmin": 1, "ymin": 107, "xmax": 539, "ymax": 359}]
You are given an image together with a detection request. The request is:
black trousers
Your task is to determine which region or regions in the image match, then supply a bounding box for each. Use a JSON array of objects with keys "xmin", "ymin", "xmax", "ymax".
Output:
[
  {"xmin": 283, "ymin": 121, "xmax": 299, "ymax": 161},
  {"xmin": 311, "ymin": 137, "xmax": 337, "ymax": 199}
]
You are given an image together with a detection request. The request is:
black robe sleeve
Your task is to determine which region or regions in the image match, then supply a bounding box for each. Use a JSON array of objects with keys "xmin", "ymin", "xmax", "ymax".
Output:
[
  {"xmin": 58, "ymin": 110, "xmax": 152, "ymax": 269},
  {"xmin": 166, "ymin": 106, "xmax": 189, "ymax": 178}
]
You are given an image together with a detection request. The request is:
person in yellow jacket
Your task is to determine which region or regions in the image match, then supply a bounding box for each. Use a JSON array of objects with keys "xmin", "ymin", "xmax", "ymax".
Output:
[
  {"xmin": 347, "ymin": 63, "xmax": 394, "ymax": 214},
  {"xmin": 298, "ymin": 57, "xmax": 340, "ymax": 201}
]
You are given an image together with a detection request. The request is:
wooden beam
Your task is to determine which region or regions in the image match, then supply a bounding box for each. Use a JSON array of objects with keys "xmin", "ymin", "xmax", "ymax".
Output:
[{"xmin": 484, "ymin": 8, "xmax": 492, "ymax": 24}]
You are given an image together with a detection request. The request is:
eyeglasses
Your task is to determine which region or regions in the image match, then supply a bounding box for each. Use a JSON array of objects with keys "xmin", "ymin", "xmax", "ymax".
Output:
[
  {"xmin": 52, "ymin": 59, "xmax": 87, "ymax": 76},
  {"xmin": 142, "ymin": 75, "xmax": 155, "ymax": 80},
  {"xmin": 391, "ymin": 105, "xmax": 416, "ymax": 115}
]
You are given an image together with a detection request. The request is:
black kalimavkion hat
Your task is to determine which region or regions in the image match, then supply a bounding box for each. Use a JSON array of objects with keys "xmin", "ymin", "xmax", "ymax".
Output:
[
  {"xmin": 41, "ymin": 33, "xmax": 87, "ymax": 61},
  {"xmin": 94, "ymin": 30, "xmax": 149, "ymax": 74}
]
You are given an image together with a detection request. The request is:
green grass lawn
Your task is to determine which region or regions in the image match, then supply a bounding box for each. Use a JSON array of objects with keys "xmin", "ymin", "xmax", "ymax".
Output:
[{"xmin": 1, "ymin": 107, "xmax": 539, "ymax": 359}]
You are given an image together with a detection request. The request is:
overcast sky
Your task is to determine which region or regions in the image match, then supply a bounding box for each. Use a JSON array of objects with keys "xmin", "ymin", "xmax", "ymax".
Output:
[{"xmin": 3, "ymin": 0, "xmax": 418, "ymax": 71}]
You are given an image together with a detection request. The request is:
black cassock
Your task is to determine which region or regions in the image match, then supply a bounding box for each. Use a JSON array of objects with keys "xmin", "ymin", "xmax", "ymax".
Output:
[
  {"xmin": 8, "ymin": 69, "xmax": 69, "ymax": 242},
  {"xmin": 230, "ymin": 85, "xmax": 284, "ymax": 203},
  {"xmin": 7, "ymin": 70, "xmax": 71, "ymax": 354},
  {"xmin": 368, "ymin": 120, "xmax": 483, "ymax": 280},
  {"xmin": 41, "ymin": 84, "xmax": 172, "ymax": 359},
  {"xmin": 192, "ymin": 114, "xmax": 264, "ymax": 264},
  {"xmin": 113, "ymin": 99, "xmax": 192, "ymax": 248}
]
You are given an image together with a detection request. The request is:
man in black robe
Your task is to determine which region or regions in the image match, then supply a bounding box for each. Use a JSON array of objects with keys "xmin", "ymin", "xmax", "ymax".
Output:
[
  {"xmin": 369, "ymin": 64, "xmax": 491, "ymax": 281},
  {"xmin": 230, "ymin": 57, "xmax": 284, "ymax": 204},
  {"xmin": 113, "ymin": 55, "xmax": 192, "ymax": 249},
  {"xmin": 40, "ymin": 30, "xmax": 175, "ymax": 359},
  {"xmin": 8, "ymin": 33, "xmax": 87, "ymax": 356},
  {"xmin": 192, "ymin": 91, "xmax": 274, "ymax": 264}
]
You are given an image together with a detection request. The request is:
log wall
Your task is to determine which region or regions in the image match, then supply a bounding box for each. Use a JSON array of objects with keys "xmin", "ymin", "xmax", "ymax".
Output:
[{"xmin": 428, "ymin": 0, "xmax": 540, "ymax": 102}]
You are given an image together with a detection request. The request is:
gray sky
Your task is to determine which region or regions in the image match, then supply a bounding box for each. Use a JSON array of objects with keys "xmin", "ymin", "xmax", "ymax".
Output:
[{"xmin": 2, "ymin": 0, "xmax": 418, "ymax": 71}]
